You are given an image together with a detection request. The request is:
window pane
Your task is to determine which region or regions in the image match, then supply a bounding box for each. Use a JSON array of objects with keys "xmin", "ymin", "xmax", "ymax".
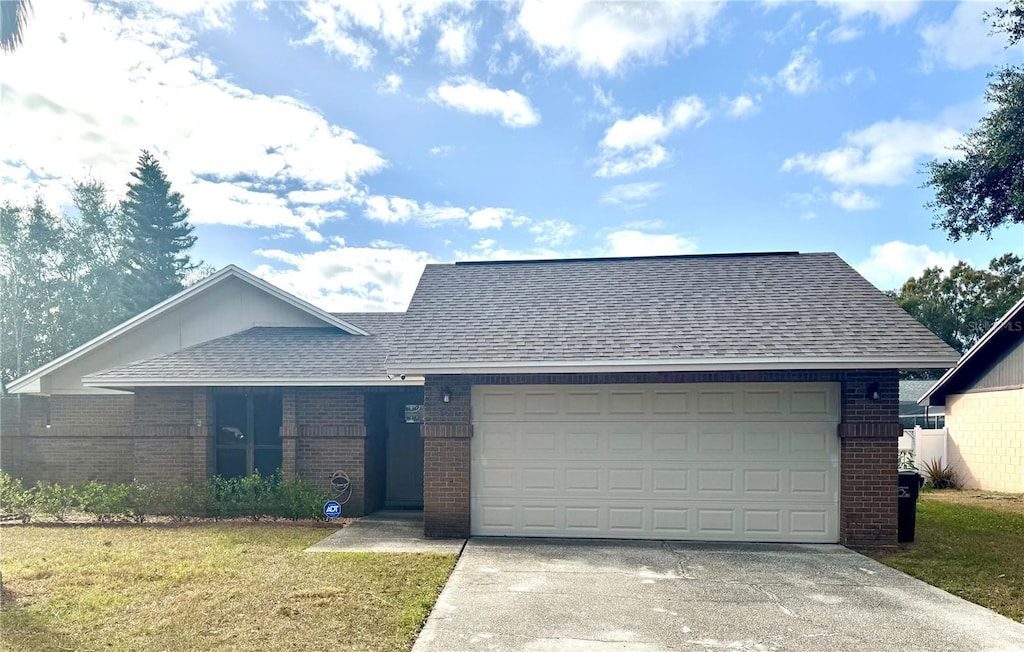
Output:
[
  {"xmin": 216, "ymin": 395, "xmax": 248, "ymax": 445},
  {"xmin": 216, "ymin": 448, "xmax": 247, "ymax": 479},
  {"xmin": 252, "ymin": 393, "xmax": 283, "ymax": 446},
  {"xmin": 254, "ymin": 447, "xmax": 282, "ymax": 477}
]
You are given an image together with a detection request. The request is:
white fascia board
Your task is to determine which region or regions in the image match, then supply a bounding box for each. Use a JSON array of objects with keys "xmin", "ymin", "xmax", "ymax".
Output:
[
  {"xmin": 81, "ymin": 376, "xmax": 425, "ymax": 388},
  {"xmin": 6, "ymin": 265, "xmax": 368, "ymax": 394},
  {"xmin": 918, "ymin": 295, "xmax": 1024, "ymax": 406},
  {"xmin": 389, "ymin": 357, "xmax": 959, "ymax": 375}
]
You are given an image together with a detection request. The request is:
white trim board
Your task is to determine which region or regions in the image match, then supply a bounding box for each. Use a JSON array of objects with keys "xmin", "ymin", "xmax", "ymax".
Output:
[
  {"xmin": 81, "ymin": 376, "xmax": 425, "ymax": 388},
  {"xmin": 7, "ymin": 265, "xmax": 369, "ymax": 394},
  {"xmin": 389, "ymin": 356, "xmax": 959, "ymax": 375}
]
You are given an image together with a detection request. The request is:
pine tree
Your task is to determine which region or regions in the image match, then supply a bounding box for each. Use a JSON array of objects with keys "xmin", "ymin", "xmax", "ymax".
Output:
[{"xmin": 120, "ymin": 150, "xmax": 198, "ymax": 315}]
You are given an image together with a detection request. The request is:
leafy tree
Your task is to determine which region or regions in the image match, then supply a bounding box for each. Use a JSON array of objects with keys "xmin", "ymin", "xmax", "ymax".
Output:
[
  {"xmin": 0, "ymin": 0, "xmax": 32, "ymax": 54},
  {"xmin": 120, "ymin": 150, "xmax": 198, "ymax": 316},
  {"xmin": 889, "ymin": 254, "xmax": 1024, "ymax": 354},
  {"xmin": 923, "ymin": 1, "xmax": 1024, "ymax": 240}
]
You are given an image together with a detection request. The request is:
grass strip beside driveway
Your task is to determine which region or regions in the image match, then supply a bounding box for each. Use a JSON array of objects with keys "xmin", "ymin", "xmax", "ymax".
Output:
[
  {"xmin": 872, "ymin": 494, "xmax": 1024, "ymax": 623},
  {"xmin": 0, "ymin": 524, "xmax": 457, "ymax": 651}
]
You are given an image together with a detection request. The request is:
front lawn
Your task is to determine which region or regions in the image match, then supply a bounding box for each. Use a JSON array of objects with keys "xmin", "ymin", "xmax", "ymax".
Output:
[
  {"xmin": 872, "ymin": 491, "xmax": 1024, "ymax": 623},
  {"xmin": 0, "ymin": 524, "xmax": 457, "ymax": 651}
]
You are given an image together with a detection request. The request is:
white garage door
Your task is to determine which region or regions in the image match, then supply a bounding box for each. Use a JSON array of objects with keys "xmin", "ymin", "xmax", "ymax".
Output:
[{"xmin": 471, "ymin": 383, "xmax": 840, "ymax": 543}]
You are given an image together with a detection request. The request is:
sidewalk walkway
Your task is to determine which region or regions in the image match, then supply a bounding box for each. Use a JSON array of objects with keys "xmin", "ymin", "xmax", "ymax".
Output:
[{"xmin": 305, "ymin": 510, "xmax": 466, "ymax": 554}]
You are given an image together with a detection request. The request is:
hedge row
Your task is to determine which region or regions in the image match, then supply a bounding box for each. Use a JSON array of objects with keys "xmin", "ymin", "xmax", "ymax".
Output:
[{"xmin": 0, "ymin": 471, "xmax": 333, "ymax": 523}]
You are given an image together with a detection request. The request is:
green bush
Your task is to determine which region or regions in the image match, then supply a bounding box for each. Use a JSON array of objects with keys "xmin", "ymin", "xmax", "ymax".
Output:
[
  {"xmin": 0, "ymin": 472, "xmax": 35, "ymax": 523},
  {"xmin": 275, "ymin": 475, "xmax": 330, "ymax": 521},
  {"xmin": 77, "ymin": 480, "xmax": 130, "ymax": 522},
  {"xmin": 898, "ymin": 449, "xmax": 917, "ymax": 472},
  {"xmin": 34, "ymin": 482, "xmax": 78, "ymax": 522},
  {"xmin": 0, "ymin": 472, "xmax": 333, "ymax": 523}
]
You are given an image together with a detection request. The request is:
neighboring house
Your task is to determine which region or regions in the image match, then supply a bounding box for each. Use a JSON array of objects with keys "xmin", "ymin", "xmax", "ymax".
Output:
[
  {"xmin": 1, "ymin": 252, "xmax": 958, "ymax": 547},
  {"xmin": 919, "ymin": 295, "xmax": 1024, "ymax": 494},
  {"xmin": 899, "ymin": 380, "xmax": 945, "ymax": 429}
]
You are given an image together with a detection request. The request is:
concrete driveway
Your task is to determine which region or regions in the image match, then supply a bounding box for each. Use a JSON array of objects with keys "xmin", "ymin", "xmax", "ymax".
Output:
[{"xmin": 414, "ymin": 538, "xmax": 1024, "ymax": 652}]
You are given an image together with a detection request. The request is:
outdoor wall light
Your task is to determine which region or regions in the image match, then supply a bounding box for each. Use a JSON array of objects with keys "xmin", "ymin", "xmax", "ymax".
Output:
[
  {"xmin": 866, "ymin": 382, "xmax": 881, "ymax": 401},
  {"xmin": 442, "ymin": 388, "xmax": 452, "ymax": 403}
]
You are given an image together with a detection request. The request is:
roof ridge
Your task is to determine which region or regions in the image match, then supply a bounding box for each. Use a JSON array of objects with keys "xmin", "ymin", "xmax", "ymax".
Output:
[{"xmin": 453, "ymin": 251, "xmax": 806, "ymax": 266}]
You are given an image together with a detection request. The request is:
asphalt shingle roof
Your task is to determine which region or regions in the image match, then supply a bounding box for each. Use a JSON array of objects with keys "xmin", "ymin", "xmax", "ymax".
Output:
[
  {"xmin": 388, "ymin": 252, "xmax": 959, "ymax": 368},
  {"xmin": 86, "ymin": 313, "xmax": 404, "ymax": 382}
]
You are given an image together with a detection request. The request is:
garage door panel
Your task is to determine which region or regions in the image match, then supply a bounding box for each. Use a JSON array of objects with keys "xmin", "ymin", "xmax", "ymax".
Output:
[{"xmin": 471, "ymin": 383, "xmax": 839, "ymax": 542}]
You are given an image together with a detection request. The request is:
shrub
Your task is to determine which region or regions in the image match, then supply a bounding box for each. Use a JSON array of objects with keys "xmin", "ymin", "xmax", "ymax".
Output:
[
  {"xmin": 77, "ymin": 480, "xmax": 130, "ymax": 522},
  {"xmin": 124, "ymin": 480, "xmax": 158, "ymax": 524},
  {"xmin": 34, "ymin": 482, "xmax": 78, "ymax": 522},
  {"xmin": 0, "ymin": 472, "xmax": 35, "ymax": 523},
  {"xmin": 922, "ymin": 458, "xmax": 960, "ymax": 489},
  {"xmin": 275, "ymin": 476, "xmax": 331, "ymax": 521},
  {"xmin": 898, "ymin": 449, "xmax": 917, "ymax": 472},
  {"xmin": 160, "ymin": 482, "xmax": 210, "ymax": 522}
]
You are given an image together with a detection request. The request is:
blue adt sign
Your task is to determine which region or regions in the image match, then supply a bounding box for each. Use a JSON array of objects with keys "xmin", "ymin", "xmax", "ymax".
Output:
[{"xmin": 323, "ymin": 500, "xmax": 342, "ymax": 519}]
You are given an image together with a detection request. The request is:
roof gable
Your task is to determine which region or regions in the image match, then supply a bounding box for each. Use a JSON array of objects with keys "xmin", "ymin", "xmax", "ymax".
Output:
[
  {"xmin": 8, "ymin": 265, "xmax": 368, "ymax": 394},
  {"xmin": 920, "ymin": 294, "xmax": 1024, "ymax": 405},
  {"xmin": 388, "ymin": 252, "xmax": 960, "ymax": 374}
]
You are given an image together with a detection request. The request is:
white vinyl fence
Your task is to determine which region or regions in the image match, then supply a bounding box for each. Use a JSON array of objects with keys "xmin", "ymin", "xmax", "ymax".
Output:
[{"xmin": 898, "ymin": 426, "xmax": 948, "ymax": 468}]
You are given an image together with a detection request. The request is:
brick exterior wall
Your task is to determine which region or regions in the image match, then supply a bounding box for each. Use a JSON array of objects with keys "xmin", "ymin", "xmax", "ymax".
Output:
[
  {"xmin": 0, "ymin": 391, "xmax": 206, "ymax": 485},
  {"xmin": 2, "ymin": 387, "xmax": 378, "ymax": 516},
  {"xmin": 421, "ymin": 369, "xmax": 900, "ymax": 548},
  {"xmin": 945, "ymin": 388, "xmax": 1024, "ymax": 493},
  {"xmin": 282, "ymin": 387, "xmax": 369, "ymax": 516}
]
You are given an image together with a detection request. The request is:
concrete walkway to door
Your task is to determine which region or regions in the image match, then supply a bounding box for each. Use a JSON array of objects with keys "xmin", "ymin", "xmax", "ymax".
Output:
[
  {"xmin": 413, "ymin": 538, "xmax": 1024, "ymax": 651},
  {"xmin": 305, "ymin": 510, "xmax": 465, "ymax": 554}
]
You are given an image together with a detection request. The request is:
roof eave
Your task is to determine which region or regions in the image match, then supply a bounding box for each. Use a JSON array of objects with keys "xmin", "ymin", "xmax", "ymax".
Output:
[
  {"xmin": 80, "ymin": 376, "xmax": 425, "ymax": 389},
  {"xmin": 389, "ymin": 356, "xmax": 959, "ymax": 375}
]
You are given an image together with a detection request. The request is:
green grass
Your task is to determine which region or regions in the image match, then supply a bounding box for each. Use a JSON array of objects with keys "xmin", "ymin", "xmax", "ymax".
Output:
[
  {"xmin": 0, "ymin": 524, "xmax": 457, "ymax": 651},
  {"xmin": 872, "ymin": 498, "xmax": 1024, "ymax": 622}
]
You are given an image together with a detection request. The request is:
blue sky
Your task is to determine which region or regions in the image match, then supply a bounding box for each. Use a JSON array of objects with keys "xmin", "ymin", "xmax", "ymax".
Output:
[{"xmin": 2, "ymin": 0, "xmax": 1023, "ymax": 310}]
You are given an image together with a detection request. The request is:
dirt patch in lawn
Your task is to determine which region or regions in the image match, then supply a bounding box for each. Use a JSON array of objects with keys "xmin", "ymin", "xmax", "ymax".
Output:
[
  {"xmin": 0, "ymin": 524, "xmax": 457, "ymax": 651},
  {"xmin": 921, "ymin": 489, "xmax": 1024, "ymax": 515},
  {"xmin": 872, "ymin": 498, "xmax": 1024, "ymax": 623}
]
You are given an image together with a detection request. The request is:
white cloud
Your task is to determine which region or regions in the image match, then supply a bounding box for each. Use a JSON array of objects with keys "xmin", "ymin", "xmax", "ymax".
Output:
[
  {"xmin": 830, "ymin": 188, "xmax": 879, "ymax": 211},
  {"xmin": 828, "ymin": 25, "xmax": 863, "ymax": 43},
  {"xmin": 595, "ymin": 145, "xmax": 670, "ymax": 178},
  {"xmin": 529, "ymin": 219, "xmax": 578, "ymax": 246},
  {"xmin": 920, "ymin": 1, "xmax": 1023, "ymax": 71},
  {"xmin": 253, "ymin": 238, "xmax": 434, "ymax": 311},
  {"xmin": 855, "ymin": 241, "xmax": 960, "ymax": 290},
  {"xmin": 0, "ymin": 1, "xmax": 386, "ymax": 242},
  {"xmin": 429, "ymin": 145, "xmax": 454, "ymax": 156},
  {"xmin": 594, "ymin": 96, "xmax": 707, "ymax": 177},
  {"xmin": 512, "ymin": 0, "xmax": 725, "ymax": 75},
  {"xmin": 600, "ymin": 182, "xmax": 665, "ymax": 208},
  {"xmin": 816, "ymin": 1, "xmax": 921, "ymax": 26},
  {"xmin": 363, "ymin": 194, "xmax": 529, "ymax": 230},
  {"xmin": 775, "ymin": 46, "xmax": 822, "ymax": 95},
  {"xmin": 297, "ymin": 0, "xmax": 472, "ymax": 68},
  {"xmin": 376, "ymin": 73, "xmax": 403, "ymax": 94},
  {"xmin": 602, "ymin": 229, "xmax": 698, "ymax": 257},
  {"xmin": 724, "ymin": 94, "xmax": 760, "ymax": 118},
  {"xmin": 437, "ymin": 19, "xmax": 476, "ymax": 65},
  {"xmin": 781, "ymin": 116, "xmax": 962, "ymax": 186},
  {"xmin": 430, "ymin": 77, "xmax": 540, "ymax": 127}
]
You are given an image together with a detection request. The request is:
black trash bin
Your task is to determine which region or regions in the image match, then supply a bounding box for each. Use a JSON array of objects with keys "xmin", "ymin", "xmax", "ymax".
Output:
[{"xmin": 897, "ymin": 471, "xmax": 923, "ymax": 543}]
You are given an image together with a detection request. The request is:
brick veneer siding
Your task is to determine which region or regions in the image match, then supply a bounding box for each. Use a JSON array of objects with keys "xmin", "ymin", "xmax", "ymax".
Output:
[
  {"xmin": 421, "ymin": 370, "xmax": 900, "ymax": 548},
  {"xmin": 945, "ymin": 389, "xmax": 1024, "ymax": 493},
  {"xmin": 282, "ymin": 388, "xmax": 369, "ymax": 516}
]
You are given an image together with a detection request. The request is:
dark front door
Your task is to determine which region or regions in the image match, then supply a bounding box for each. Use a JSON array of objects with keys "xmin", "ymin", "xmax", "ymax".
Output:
[
  {"xmin": 387, "ymin": 391, "xmax": 424, "ymax": 507},
  {"xmin": 214, "ymin": 390, "xmax": 283, "ymax": 478}
]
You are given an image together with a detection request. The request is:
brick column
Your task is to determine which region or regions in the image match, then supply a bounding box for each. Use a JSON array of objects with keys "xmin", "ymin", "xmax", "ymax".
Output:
[
  {"xmin": 423, "ymin": 377, "xmax": 472, "ymax": 538},
  {"xmin": 191, "ymin": 388, "xmax": 212, "ymax": 484},
  {"xmin": 280, "ymin": 390, "xmax": 298, "ymax": 478},
  {"xmin": 838, "ymin": 370, "xmax": 900, "ymax": 548}
]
